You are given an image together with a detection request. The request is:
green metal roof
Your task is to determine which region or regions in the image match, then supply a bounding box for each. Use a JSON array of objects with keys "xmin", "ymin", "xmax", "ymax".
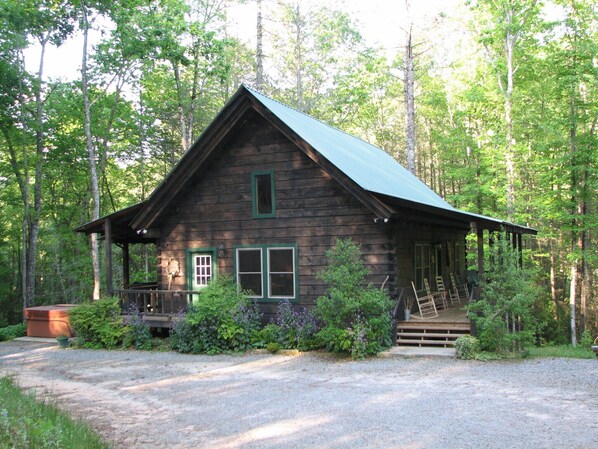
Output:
[
  {"xmin": 246, "ymin": 86, "xmax": 535, "ymax": 233},
  {"xmin": 248, "ymin": 87, "xmax": 458, "ymax": 212}
]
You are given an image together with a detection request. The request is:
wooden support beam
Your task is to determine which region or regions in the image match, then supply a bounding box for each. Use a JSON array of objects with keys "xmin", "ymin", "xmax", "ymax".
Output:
[
  {"xmin": 123, "ymin": 243, "xmax": 130, "ymax": 290},
  {"xmin": 477, "ymin": 227, "xmax": 484, "ymax": 282},
  {"xmin": 517, "ymin": 233, "xmax": 523, "ymax": 268},
  {"xmin": 105, "ymin": 217, "xmax": 113, "ymax": 296}
]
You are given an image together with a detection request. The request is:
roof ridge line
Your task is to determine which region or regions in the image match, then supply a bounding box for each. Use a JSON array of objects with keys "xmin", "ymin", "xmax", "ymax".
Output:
[{"xmin": 242, "ymin": 84, "xmax": 385, "ymax": 156}]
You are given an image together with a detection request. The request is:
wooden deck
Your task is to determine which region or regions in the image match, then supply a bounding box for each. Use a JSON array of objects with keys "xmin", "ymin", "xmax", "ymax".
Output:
[
  {"xmin": 397, "ymin": 304, "xmax": 470, "ymax": 347},
  {"xmin": 406, "ymin": 303, "xmax": 470, "ymax": 324}
]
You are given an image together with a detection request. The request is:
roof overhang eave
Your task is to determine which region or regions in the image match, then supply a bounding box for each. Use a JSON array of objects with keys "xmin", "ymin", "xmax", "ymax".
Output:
[{"xmin": 372, "ymin": 192, "xmax": 537, "ymax": 235}]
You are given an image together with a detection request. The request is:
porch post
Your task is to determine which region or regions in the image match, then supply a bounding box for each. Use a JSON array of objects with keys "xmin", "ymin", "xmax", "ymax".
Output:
[
  {"xmin": 123, "ymin": 243, "xmax": 130, "ymax": 289},
  {"xmin": 476, "ymin": 227, "xmax": 484, "ymax": 284},
  {"xmin": 105, "ymin": 217, "xmax": 114, "ymax": 296},
  {"xmin": 517, "ymin": 233, "xmax": 523, "ymax": 268}
]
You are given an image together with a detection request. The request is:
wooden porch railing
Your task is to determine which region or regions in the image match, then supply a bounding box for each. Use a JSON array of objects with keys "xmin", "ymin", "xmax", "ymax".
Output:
[{"xmin": 116, "ymin": 287, "xmax": 201, "ymax": 316}]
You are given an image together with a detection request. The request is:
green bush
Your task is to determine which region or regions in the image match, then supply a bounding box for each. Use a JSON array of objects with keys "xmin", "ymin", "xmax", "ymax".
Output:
[
  {"xmin": 170, "ymin": 275, "xmax": 261, "ymax": 354},
  {"xmin": 314, "ymin": 239, "xmax": 393, "ymax": 359},
  {"xmin": 0, "ymin": 323, "xmax": 27, "ymax": 341},
  {"xmin": 579, "ymin": 330, "xmax": 594, "ymax": 348},
  {"xmin": 69, "ymin": 297, "xmax": 125, "ymax": 349},
  {"xmin": 468, "ymin": 234, "xmax": 539, "ymax": 353},
  {"xmin": 454, "ymin": 335, "xmax": 480, "ymax": 360},
  {"xmin": 275, "ymin": 300, "xmax": 320, "ymax": 350},
  {"xmin": 252, "ymin": 323, "xmax": 283, "ymax": 348},
  {"xmin": 266, "ymin": 342, "xmax": 281, "ymax": 353},
  {"xmin": 123, "ymin": 305, "xmax": 152, "ymax": 350}
]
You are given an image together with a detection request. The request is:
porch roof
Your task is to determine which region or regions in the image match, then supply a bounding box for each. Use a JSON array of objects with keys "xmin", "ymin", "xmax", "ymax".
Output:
[{"xmin": 74, "ymin": 202, "xmax": 156, "ymax": 244}]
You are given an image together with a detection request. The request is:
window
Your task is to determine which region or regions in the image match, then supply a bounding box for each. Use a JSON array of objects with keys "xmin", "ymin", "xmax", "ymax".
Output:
[
  {"xmin": 251, "ymin": 171, "xmax": 275, "ymax": 218},
  {"xmin": 235, "ymin": 244, "xmax": 297, "ymax": 301},
  {"xmin": 414, "ymin": 243, "xmax": 431, "ymax": 291},
  {"xmin": 268, "ymin": 248, "xmax": 295, "ymax": 297},
  {"xmin": 237, "ymin": 248, "xmax": 263, "ymax": 297}
]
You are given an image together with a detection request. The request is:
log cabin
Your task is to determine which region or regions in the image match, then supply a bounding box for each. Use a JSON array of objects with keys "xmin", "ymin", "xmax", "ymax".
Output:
[{"xmin": 77, "ymin": 85, "xmax": 535, "ymax": 338}]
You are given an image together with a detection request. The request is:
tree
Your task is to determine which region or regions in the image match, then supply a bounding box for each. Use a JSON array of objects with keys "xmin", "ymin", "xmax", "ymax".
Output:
[
  {"xmin": 470, "ymin": 0, "xmax": 541, "ymax": 221},
  {"xmin": 0, "ymin": 0, "xmax": 75, "ymax": 313}
]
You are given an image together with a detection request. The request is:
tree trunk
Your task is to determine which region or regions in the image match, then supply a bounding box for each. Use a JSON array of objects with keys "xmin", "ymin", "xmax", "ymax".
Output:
[
  {"xmin": 172, "ymin": 60, "xmax": 190, "ymax": 153},
  {"xmin": 403, "ymin": 4, "xmax": 416, "ymax": 175},
  {"xmin": 256, "ymin": 0, "xmax": 264, "ymax": 90},
  {"xmin": 81, "ymin": 2, "xmax": 101, "ymax": 300},
  {"xmin": 294, "ymin": 3, "xmax": 303, "ymax": 112},
  {"xmin": 548, "ymin": 227, "xmax": 558, "ymax": 320},
  {"xmin": 504, "ymin": 24, "xmax": 516, "ymax": 221}
]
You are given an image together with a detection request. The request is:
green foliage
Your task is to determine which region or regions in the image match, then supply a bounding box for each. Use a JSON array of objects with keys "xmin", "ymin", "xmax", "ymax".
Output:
[
  {"xmin": 0, "ymin": 323, "xmax": 26, "ymax": 342},
  {"xmin": 69, "ymin": 297, "xmax": 125, "ymax": 349},
  {"xmin": 274, "ymin": 300, "xmax": 320, "ymax": 350},
  {"xmin": 454, "ymin": 335, "xmax": 480, "ymax": 360},
  {"xmin": 0, "ymin": 377, "xmax": 110, "ymax": 449},
  {"xmin": 314, "ymin": 239, "xmax": 393, "ymax": 359},
  {"xmin": 122, "ymin": 306, "xmax": 152, "ymax": 350},
  {"xmin": 527, "ymin": 344, "xmax": 595, "ymax": 359},
  {"xmin": 266, "ymin": 342, "xmax": 281, "ymax": 354},
  {"xmin": 578, "ymin": 330, "xmax": 594, "ymax": 349},
  {"xmin": 251, "ymin": 323, "xmax": 282, "ymax": 348},
  {"xmin": 170, "ymin": 275, "xmax": 261, "ymax": 354},
  {"xmin": 469, "ymin": 235, "xmax": 539, "ymax": 353}
]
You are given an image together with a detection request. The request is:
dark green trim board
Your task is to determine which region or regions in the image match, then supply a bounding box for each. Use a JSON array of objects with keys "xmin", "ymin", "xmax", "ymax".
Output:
[
  {"xmin": 251, "ymin": 170, "xmax": 276, "ymax": 218},
  {"xmin": 185, "ymin": 247, "xmax": 218, "ymax": 292},
  {"xmin": 233, "ymin": 243, "xmax": 299, "ymax": 303}
]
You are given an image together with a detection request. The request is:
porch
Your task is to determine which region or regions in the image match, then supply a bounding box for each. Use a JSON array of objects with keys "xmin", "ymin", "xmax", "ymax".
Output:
[
  {"xmin": 396, "ymin": 304, "xmax": 470, "ymax": 348},
  {"xmin": 116, "ymin": 285, "xmax": 199, "ymax": 328}
]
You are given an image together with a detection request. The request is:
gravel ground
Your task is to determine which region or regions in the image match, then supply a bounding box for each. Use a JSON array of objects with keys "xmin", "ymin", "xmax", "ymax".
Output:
[{"xmin": 0, "ymin": 339, "xmax": 596, "ymax": 449}]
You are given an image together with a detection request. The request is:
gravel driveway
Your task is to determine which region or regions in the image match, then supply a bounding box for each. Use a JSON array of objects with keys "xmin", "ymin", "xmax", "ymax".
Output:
[{"xmin": 0, "ymin": 339, "xmax": 596, "ymax": 449}]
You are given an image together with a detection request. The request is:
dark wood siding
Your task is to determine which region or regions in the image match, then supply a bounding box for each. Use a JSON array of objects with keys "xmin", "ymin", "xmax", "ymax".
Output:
[{"xmin": 156, "ymin": 111, "xmax": 393, "ymax": 315}]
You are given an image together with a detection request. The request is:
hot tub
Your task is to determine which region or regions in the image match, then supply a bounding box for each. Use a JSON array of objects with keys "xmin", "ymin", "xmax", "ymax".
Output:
[{"xmin": 25, "ymin": 304, "xmax": 76, "ymax": 338}]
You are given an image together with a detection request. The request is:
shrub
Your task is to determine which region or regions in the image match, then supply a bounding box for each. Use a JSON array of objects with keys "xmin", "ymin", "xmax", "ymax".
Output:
[
  {"xmin": 69, "ymin": 297, "xmax": 125, "ymax": 349},
  {"xmin": 266, "ymin": 342, "xmax": 281, "ymax": 353},
  {"xmin": 170, "ymin": 275, "xmax": 261, "ymax": 354},
  {"xmin": 275, "ymin": 300, "xmax": 320, "ymax": 350},
  {"xmin": 579, "ymin": 330, "xmax": 594, "ymax": 348},
  {"xmin": 468, "ymin": 234, "xmax": 538, "ymax": 353},
  {"xmin": 123, "ymin": 305, "xmax": 152, "ymax": 350},
  {"xmin": 454, "ymin": 335, "xmax": 480, "ymax": 360},
  {"xmin": 314, "ymin": 239, "xmax": 393, "ymax": 359},
  {"xmin": 0, "ymin": 323, "xmax": 27, "ymax": 342},
  {"xmin": 252, "ymin": 323, "xmax": 282, "ymax": 348}
]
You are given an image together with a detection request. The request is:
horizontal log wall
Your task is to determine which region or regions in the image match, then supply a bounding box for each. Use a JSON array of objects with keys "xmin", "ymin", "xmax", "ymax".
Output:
[{"xmin": 157, "ymin": 111, "xmax": 394, "ymax": 316}]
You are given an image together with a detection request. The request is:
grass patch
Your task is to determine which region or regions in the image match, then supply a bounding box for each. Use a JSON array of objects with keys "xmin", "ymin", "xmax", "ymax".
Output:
[
  {"xmin": 528, "ymin": 345, "xmax": 595, "ymax": 359},
  {"xmin": 0, "ymin": 377, "xmax": 111, "ymax": 449}
]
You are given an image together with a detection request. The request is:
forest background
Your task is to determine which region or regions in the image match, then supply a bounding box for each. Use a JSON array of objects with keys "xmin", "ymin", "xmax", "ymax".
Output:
[{"xmin": 0, "ymin": 0, "xmax": 595, "ymax": 344}]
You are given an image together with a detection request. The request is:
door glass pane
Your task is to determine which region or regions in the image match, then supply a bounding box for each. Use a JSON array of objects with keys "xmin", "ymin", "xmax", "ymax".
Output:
[{"xmin": 193, "ymin": 254, "xmax": 212, "ymax": 288}]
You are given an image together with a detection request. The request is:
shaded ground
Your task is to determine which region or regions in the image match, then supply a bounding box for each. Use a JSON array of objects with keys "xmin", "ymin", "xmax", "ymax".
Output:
[{"xmin": 0, "ymin": 339, "xmax": 596, "ymax": 449}]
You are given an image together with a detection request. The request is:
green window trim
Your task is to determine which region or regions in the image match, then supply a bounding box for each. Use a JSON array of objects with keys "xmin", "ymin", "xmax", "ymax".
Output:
[
  {"xmin": 251, "ymin": 170, "xmax": 276, "ymax": 218},
  {"xmin": 233, "ymin": 243, "xmax": 299, "ymax": 303},
  {"xmin": 185, "ymin": 247, "xmax": 218, "ymax": 291}
]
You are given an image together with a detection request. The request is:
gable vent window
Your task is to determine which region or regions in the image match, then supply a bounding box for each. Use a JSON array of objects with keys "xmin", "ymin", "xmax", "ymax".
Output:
[{"xmin": 252, "ymin": 171, "xmax": 275, "ymax": 218}]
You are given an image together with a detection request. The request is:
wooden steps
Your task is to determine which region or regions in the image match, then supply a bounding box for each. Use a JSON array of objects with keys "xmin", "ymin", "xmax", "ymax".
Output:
[{"xmin": 397, "ymin": 321, "xmax": 470, "ymax": 348}]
